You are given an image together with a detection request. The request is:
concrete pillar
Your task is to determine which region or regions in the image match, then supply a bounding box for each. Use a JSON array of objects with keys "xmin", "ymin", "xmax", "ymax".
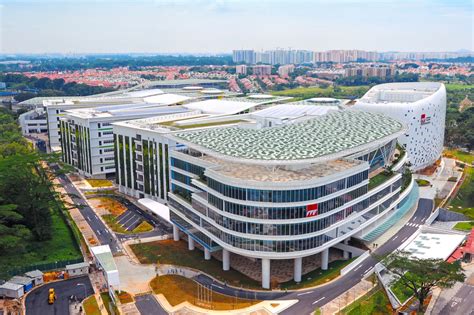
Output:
[
  {"xmin": 172, "ymin": 225, "xmax": 179, "ymax": 241},
  {"xmin": 222, "ymin": 249, "xmax": 230, "ymax": 271},
  {"xmin": 188, "ymin": 237, "xmax": 195, "ymax": 250},
  {"xmin": 262, "ymin": 258, "xmax": 271, "ymax": 289},
  {"xmin": 204, "ymin": 248, "xmax": 211, "ymax": 260},
  {"xmin": 343, "ymin": 238, "xmax": 350, "ymax": 260},
  {"xmin": 294, "ymin": 257, "xmax": 302, "ymax": 283},
  {"xmin": 321, "ymin": 248, "xmax": 329, "ymax": 270}
]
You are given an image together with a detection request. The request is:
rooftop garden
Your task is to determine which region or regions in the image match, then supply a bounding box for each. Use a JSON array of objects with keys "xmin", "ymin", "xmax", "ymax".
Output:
[{"xmin": 368, "ymin": 170, "xmax": 395, "ymax": 190}]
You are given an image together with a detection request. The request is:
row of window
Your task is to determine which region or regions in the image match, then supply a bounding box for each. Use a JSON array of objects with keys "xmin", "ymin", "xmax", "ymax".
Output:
[
  {"xmin": 207, "ymin": 185, "xmax": 369, "ymax": 220},
  {"xmin": 205, "ymin": 170, "xmax": 368, "ymax": 203}
]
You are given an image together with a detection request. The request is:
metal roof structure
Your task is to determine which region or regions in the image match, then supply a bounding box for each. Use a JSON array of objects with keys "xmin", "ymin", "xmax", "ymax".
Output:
[
  {"xmin": 173, "ymin": 110, "xmax": 406, "ymax": 165},
  {"xmin": 90, "ymin": 245, "xmax": 117, "ymax": 273}
]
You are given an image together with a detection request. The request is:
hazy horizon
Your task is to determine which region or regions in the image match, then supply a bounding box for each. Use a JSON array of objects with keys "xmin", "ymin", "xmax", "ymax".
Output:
[{"xmin": 1, "ymin": 0, "xmax": 473, "ymax": 54}]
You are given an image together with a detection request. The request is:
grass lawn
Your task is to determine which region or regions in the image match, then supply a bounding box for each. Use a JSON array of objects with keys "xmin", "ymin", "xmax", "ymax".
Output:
[
  {"xmin": 116, "ymin": 290, "xmax": 134, "ymax": 304},
  {"xmin": 280, "ymin": 258, "xmax": 355, "ymax": 290},
  {"xmin": 150, "ymin": 275, "xmax": 260, "ymax": 310},
  {"xmin": 83, "ymin": 295, "xmax": 100, "ymax": 315},
  {"xmin": 132, "ymin": 221, "xmax": 153, "ymax": 233},
  {"xmin": 0, "ymin": 207, "xmax": 82, "ymax": 279},
  {"xmin": 449, "ymin": 167, "xmax": 474, "ymax": 219},
  {"xmin": 415, "ymin": 179, "xmax": 431, "ymax": 187},
  {"xmin": 131, "ymin": 239, "xmax": 261, "ymax": 288},
  {"xmin": 102, "ymin": 214, "xmax": 130, "ymax": 234},
  {"xmin": 391, "ymin": 278, "xmax": 413, "ymax": 304},
  {"xmin": 84, "ymin": 189, "xmax": 116, "ymax": 196},
  {"xmin": 369, "ymin": 171, "xmax": 395, "ymax": 190},
  {"xmin": 445, "ymin": 83, "xmax": 474, "ymax": 91},
  {"xmin": 453, "ymin": 221, "xmax": 474, "ymax": 231},
  {"xmin": 340, "ymin": 287, "xmax": 392, "ymax": 315},
  {"xmin": 100, "ymin": 292, "xmax": 119, "ymax": 315},
  {"xmin": 86, "ymin": 178, "xmax": 114, "ymax": 187},
  {"xmin": 91, "ymin": 196, "xmax": 127, "ymax": 216},
  {"xmin": 444, "ymin": 149, "xmax": 474, "ymax": 165},
  {"xmin": 271, "ymin": 85, "xmax": 370, "ymax": 100}
]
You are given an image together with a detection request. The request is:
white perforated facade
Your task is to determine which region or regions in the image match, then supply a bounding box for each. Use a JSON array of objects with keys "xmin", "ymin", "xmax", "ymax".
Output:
[{"xmin": 354, "ymin": 82, "xmax": 446, "ymax": 171}]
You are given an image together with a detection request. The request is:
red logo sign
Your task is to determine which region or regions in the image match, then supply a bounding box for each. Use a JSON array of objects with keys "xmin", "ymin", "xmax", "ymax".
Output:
[
  {"xmin": 306, "ymin": 204, "xmax": 319, "ymax": 217},
  {"xmin": 421, "ymin": 114, "xmax": 430, "ymax": 125}
]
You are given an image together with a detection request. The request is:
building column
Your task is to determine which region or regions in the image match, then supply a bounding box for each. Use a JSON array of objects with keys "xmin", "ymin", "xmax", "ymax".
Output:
[
  {"xmin": 222, "ymin": 249, "xmax": 230, "ymax": 271},
  {"xmin": 262, "ymin": 259, "xmax": 271, "ymax": 289},
  {"xmin": 294, "ymin": 257, "xmax": 302, "ymax": 283},
  {"xmin": 172, "ymin": 225, "xmax": 179, "ymax": 241},
  {"xmin": 343, "ymin": 238, "xmax": 350, "ymax": 260},
  {"xmin": 204, "ymin": 248, "xmax": 211, "ymax": 260},
  {"xmin": 188, "ymin": 237, "xmax": 195, "ymax": 251},
  {"xmin": 321, "ymin": 248, "xmax": 329, "ymax": 270}
]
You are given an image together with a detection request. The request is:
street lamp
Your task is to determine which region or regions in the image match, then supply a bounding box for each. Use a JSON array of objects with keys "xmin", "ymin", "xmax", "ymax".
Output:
[{"xmin": 76, "ymin": 283, "xmax": 87, "ymax": 300}]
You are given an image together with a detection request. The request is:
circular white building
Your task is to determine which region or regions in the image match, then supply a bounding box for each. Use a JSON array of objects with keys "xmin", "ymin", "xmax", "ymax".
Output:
[{"xmin": 353, "ymin": 82, "xmax": 446, "ymax": 171}]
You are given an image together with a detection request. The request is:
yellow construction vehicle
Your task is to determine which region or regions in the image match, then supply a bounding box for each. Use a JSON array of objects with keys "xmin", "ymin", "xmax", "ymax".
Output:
[{"xmin": 48, "ymin": 288, "xmax": 56, "ymax": 304}]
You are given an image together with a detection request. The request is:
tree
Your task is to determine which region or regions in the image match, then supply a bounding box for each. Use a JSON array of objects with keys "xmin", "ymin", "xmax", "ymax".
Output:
[{"xmin": 381, "ymin": 251, "xmax": 465, "ymax": 312}]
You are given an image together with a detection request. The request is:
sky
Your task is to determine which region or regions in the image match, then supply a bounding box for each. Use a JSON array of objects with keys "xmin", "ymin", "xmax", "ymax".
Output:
[{"xmin": 0, "ymin": 0, "xmax": 473, "ymax": 54}]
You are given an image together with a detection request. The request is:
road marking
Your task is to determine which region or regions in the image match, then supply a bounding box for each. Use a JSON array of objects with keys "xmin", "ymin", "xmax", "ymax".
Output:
[
  {"xmin": 392, "ymin": 236, "xmax": 399, "ymax": 240},
  {"xmin": 297, "ymin": 291, "xmax": 314, "ymax": 296},
  {"xmin": 413, "ymin": 216, "xmax": 417, "ymax": 220},
  {"xmin": 87, "ymin": 216, "xmax": 91, "ymax": 221},
  {"xmin": 402, "ymin": 237, "xmax": 408, "ymax": 242},
  {"xmin": 312, "ymin": 297, "xmax": 326, "ymax": 305},
  {"xmin": 96, "ymin": 230, "xmax": 101, "ymax": 235},
  {"xmin": 363, "ymin": 268, "xmax": 372, "ymax": 275},
  {"xmin": 211, "ymin": 284, "xmax": 224, "ymax": 290},
  {"xmin": 353, "ymin": 264, "xmax": 362, "ymax": 271}
]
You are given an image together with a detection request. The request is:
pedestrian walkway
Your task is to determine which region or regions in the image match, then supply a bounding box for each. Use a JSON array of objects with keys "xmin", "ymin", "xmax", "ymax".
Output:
[{"xmin": 319, "ymin": 279, "xmax": 376, "ymax": 314}]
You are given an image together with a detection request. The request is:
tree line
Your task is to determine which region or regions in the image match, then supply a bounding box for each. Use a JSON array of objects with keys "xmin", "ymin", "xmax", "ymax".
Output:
[
  {"xmin": 0, "ymin": 108, "xmax": 61, "ymax": 252},
  {"xmin": 0, "ymin": 73, "xmax": 116, "ymax": 103}
]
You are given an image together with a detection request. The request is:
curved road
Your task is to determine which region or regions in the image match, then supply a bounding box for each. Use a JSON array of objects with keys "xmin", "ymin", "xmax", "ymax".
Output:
[
  {"xmin": 25, "ymin": 276, "xmax": 93, "ymax": 315},
  {"xmin": 192, "ymin": 198, "xmax": 433, "ymax": 315}
]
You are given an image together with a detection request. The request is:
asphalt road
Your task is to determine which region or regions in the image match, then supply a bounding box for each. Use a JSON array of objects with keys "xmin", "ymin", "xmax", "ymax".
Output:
[
  {"xmin": 135, "ymin": 294, "xmax": 168, "ymax": 315},
  {"xmin": 189, "ymin": 198, "xmax": 433, "ymax": 315},
  {"xmin": 434, "ymin": 269, "xmax": 474, "ymax": 315},
  {"xmin": 25, "ymin": 276, "xmax": 93, "ymax": 315},
  {"xmin": 55, "ymin": 168, "xmax": 122, "ymax": 253}
]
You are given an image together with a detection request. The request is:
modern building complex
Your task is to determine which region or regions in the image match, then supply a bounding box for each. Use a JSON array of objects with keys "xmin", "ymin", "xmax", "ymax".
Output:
[
  {"xmin": 112, "ymin": 95, "xmax": 292, "ymax": 201},
  {"xmin": 18, "ymin": 108, "xmax": 48, "ymax": 135},
  {"xmin": 354, "ymin": 82, "xmax": 446, "ymax": 171},
  {"xmin": 60, "ymin": 103, "xmax": 191, "ymax": 177},
  {"xmin": 111, "ymin": 96, "xmax": 421, "ymax": 288}
]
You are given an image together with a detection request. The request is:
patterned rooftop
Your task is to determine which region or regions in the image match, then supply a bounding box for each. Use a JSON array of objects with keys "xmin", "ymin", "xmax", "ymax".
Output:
[{"xmin": 174, "ymin": 110, "xmax": 405, "ymax": 164}]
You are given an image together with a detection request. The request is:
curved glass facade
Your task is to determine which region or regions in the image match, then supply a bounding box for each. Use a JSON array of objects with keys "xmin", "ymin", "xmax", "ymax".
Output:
[{"xmin": 206, "ymin": 170, "xmax": 368, "ymax": 203}]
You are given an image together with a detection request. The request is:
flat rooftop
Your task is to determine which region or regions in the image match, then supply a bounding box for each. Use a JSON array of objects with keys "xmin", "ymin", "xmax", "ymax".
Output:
[
  {"xmin": 403, "ymin": 231, "xmax": 465, "ymax": 260},
  {"xmin": 66, "ymin": 103, "xmax": 190, "ymax": 119},
  {"xmin": 288, "ymin": 97, "xmax": 349, "ymax": 106},
  {"xmin": 172, "ymin": 110, "xmax": 405, "ymax": 165},
  {"xmin": 199, "ymin": 155, "xmax": 362, "ymax": 182},
  {"xmin": 358, "ymin": 82, "xmax": 443, "ymax": 104}
]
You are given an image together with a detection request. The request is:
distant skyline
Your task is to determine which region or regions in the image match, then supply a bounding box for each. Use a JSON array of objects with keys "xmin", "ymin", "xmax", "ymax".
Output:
[{"xmin": 1, "ymin": 0, "xmax": 473, "ymax": 54}]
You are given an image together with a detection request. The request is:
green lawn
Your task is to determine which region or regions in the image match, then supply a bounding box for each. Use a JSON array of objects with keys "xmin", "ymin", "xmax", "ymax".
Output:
[
  {"xmin": 444, "ymin": 149, "xmax": 474, "ymax": 165},
  {"xmin": 391, "ymin": 277, "xmax": 413, "ymax": 304},
  {"xmin": 86, "ymin": 178, "xmax": 114, "ymax": 187},
  {"xmin": 271, "ymin": 85, "xmax": 370, "ymax": 100},
  {"xmin": 101, "ymin": 292, "xmax": 119, "ymax": 315},
  {"xmin": 445, "ymin": 83, "xmax": 474, "ymax": 91},
  {"xmin": 453, "ymin": 221, "xmax": 474, "ymax": 231},
  {"xmin": 369, "ymin": 171, "xmax": 395, "ymax": 190},
  {"xmin": 340, "ymin": 287, "xmax": 392, "ymax": 315},
  {"xmin": 280, "ymin": 258, "xmax": 355, "ymax": 290},
  {"xmin": 0, "ymin": 207, "xmax": 82, "ymax": 279},
  {"xmin": 415, "ymin": 179, "xmax": 431, "ymax": 187},
  {"xmin": 83, "ymin": 295, "xmax": 100, "ymax": 315},
  {"xmin": 449, "ymin": 166, "xmax": 474, "ymax": 219},
  {"xmin": 130, "ymin": 239, "xmax": 261, "ymax": 289}
]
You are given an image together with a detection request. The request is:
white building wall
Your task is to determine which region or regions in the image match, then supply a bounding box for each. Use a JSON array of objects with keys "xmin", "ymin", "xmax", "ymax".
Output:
[{"xmin": 354, "ymin": 82, "xmax": 446, "ymax": 171}]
